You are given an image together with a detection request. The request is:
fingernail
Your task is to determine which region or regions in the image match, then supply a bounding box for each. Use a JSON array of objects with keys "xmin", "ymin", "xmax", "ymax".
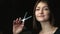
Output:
[
  {"xmin": 16, "ymin": 18, "xmax": 18, "ymax": 21},
  {"xmin": 19, "ymin": 17, "xmax": 21, "ymax": 21}
]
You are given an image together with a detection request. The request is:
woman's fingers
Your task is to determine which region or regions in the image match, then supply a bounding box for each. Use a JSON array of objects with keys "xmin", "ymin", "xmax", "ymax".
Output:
[
  {"xmin": 19, "ymin": 17, "xmax": 21, "ymax": 21},
  {"xmin": 19, "ymin": 17, "xmax": 24, "ymax": 25},
  {"xmin": 17, "ymin": 17, "xmax": 22, "ymax": 24},
  {"xmin": 13, "ymin": 17, "xmax": 25, "ymax": 34},
  {"xmin": 13, "ymin": 20, "xmax": 16, "ymax": 25},
  {"xmin": 21, "ymin": 21, "xmax": 24, "ymax": 25},
  {"xmin": 13, "ymin": 18, "xmax": 20, "ymax": 25},
  {"xmin": 15, "ymin": 18, "xmax": 19, "ymax": 24},
  {"xmin": 13, "ymin": 17, "xmax": 24, "ymax": 25}
]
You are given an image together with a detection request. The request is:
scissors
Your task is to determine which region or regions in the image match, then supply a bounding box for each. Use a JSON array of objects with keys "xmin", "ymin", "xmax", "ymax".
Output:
[{"xmin": 21, "ymin": 12, "xmax": 32, "ymax": 23}]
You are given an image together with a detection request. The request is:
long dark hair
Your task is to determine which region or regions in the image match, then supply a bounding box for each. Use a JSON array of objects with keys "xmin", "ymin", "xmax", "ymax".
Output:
[{"xmin": 33, "ymin": 0, "xmax": 58, "ymax": 33}]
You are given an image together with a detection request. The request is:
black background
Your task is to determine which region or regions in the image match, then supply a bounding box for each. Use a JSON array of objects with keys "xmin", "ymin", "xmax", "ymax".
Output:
[{"xmin": 0, "ymin": 0, "xmax": 60, "ymax": 34}]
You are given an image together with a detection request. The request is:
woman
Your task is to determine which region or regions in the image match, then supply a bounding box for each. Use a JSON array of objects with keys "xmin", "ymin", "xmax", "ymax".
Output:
[
  {"xmin": 13, "ymin": 0, "xmax": 60, "ymax": 34},
  {"xmin": 33, "ymin": 0, "xmax": 60, "ymax": 34}
]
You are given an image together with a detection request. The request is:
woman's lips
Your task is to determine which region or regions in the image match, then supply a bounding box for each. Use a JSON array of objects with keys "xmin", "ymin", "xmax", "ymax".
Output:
[{"xmin": 38, "ymin": 15, "xmax": 45, "ymax": 17}]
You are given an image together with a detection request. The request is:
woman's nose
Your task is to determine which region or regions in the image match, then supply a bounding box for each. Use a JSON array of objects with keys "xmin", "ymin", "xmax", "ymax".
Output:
[{"xmin": 39, "ymin": 9, "xmax": 43, "ymax": 14}]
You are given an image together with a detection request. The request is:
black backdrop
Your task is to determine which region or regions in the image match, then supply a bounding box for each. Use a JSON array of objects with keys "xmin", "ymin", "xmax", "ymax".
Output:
[{"xmin": 0, "ymin": 0, "xmax": 60, "ymax": 34}]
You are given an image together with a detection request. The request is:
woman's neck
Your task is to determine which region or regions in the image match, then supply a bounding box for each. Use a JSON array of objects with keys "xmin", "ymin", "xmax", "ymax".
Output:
[
  {"xmin": 39, "ymin": 21, "xmax": 58, "ymax": 34},
  {"xmin": 40, "ymin": 21, "xmax": 57, "ymax": 32}
]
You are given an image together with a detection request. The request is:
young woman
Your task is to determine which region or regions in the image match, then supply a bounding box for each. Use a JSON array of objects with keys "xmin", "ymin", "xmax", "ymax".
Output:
[
  {"xmin": 33, "ymin": 0, "xmax": 60, "ymax": 34},
  {"xmin": 13, "ymin": 0, "xmax": 60, "ymax": 34}
]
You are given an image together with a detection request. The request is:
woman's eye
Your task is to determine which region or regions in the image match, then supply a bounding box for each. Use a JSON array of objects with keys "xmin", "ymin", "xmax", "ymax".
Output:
[
  {"xmin": 45, "ymin": 8, "xmax": 48, "ymax": 10},
  {"xmin": 36, "ymin": 9, "xmax": 40, "ymax": 11},
  {"xmin": 44, "ymin": 7, "xmax": 49, "ymax": 10}
]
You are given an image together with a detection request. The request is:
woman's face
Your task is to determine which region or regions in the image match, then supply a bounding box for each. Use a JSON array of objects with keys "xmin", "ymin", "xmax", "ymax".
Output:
[{"xmin": 35, "ymin": 2, "xmax": 50, "ymax": 22}]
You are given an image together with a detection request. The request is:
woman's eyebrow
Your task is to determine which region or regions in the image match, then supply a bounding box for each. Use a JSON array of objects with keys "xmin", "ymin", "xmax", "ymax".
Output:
[
  {"xmin": 43, "ymin": 6, "xmax": 48, "ymax": 8},
  {"xmin": 36, "ymin": 7, "xmax": 40, "ymax": 9}
]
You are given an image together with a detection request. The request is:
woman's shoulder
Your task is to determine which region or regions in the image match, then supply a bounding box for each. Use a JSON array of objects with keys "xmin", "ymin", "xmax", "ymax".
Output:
[{"xmin": 54, "ymin": 27, "xmax": 60, "ymax": 34}]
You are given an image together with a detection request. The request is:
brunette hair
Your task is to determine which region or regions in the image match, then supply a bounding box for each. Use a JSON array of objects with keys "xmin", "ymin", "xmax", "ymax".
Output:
[{"xmin": 33, "ymin": 0, "xmax": 57, "ymax": 33}]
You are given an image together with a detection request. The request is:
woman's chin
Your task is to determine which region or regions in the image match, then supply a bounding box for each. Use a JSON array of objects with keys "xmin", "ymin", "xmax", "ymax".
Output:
[{"xmin": 37, "ymin": 19, "xmax": 45, "ymax": 22}]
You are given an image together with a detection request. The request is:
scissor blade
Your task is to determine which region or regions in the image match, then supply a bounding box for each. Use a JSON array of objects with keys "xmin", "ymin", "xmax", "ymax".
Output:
[
  {"xmin": 23, "ymin": 12, "xmax": 28, "ymax": 19},
  {"xmin": 21, "ymin": 16, "xmax": 32, "ymax": 22},
  {"xmin": 24, "ymin": 16, "xmax": 32, "ymax": 21}
]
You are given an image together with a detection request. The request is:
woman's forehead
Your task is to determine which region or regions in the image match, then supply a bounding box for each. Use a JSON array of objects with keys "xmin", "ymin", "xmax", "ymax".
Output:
[{"xmin": 36, "ymin": 2, "xmax": 48, "ymax": 8}]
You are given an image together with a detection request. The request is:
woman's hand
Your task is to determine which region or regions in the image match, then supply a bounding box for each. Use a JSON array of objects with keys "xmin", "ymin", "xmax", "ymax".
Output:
[{"xmin": 13, "ymin": 17, "xmax": 24, "ymax": 34}]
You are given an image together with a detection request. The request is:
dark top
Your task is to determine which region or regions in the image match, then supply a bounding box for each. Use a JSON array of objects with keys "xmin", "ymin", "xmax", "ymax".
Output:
[
  {"xmin": 54, "ymin": 27, "xmax": 60, "ymax": 34},
  {"xmin": 19, "ymin": 27, "xmax": 60, "ymax": 34},
  {"xmin": 20, "ymin": 31, "xmax": 32, "ymax": 34},
  {"xmin": 19, "ymin": 27, "xmax": 32, "ymax": 34}
]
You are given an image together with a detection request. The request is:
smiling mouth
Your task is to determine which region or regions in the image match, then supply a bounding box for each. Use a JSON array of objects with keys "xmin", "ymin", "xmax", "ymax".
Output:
[{"xmin": 38, "ymin": 15, "xmax": 45, "ymax": 17}]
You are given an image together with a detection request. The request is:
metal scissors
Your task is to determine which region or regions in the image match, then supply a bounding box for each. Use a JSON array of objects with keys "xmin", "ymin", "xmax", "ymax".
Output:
[{"xmin": 21, "ymin": 12, "xmax": 32, "ymax": 23}]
